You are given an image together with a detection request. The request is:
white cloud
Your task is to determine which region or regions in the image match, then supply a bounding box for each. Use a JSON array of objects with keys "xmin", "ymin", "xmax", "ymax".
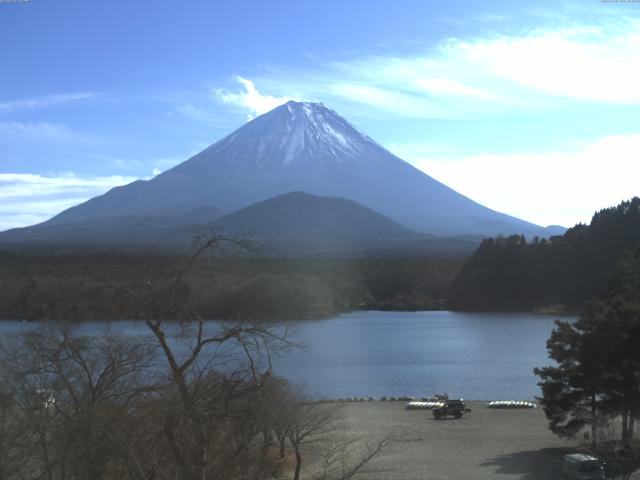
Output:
[
  {"xmin": 0, "ymin": 173, "xmax": 136, "ymax": 231},
  {"xmin": 0, "ymin": 92, "xmax": 98, "ymax": 112},
  {"xmin": 216, "ymin": 76, "xmax": 293, "ymax": 120},
  {"xmin": 223, "ymin": 18, "xmax": 640, "ymax": 119},
  {"xmin": 451, "ymin": 25, "xmax": 640, "ymax": 103},
  {"xmin": 391, "ymin": 133, "xmax": 640, "ymax": 227},
  {"xmin": 330, "ymin": 22, "xmax": 640, "ymax": 113}
]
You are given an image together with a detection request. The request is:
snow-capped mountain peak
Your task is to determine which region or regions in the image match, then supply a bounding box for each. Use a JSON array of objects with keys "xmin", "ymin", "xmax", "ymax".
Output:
[{"xmin": 176, "ymin": 101, "xmax": 380, "ymax": 173}]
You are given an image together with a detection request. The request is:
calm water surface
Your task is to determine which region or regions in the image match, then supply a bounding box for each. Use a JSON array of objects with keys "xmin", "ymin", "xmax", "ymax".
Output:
[
  {"xmin": 274, "ymin": 310, "xmax": 568, "ymax": 400},
  {"xmin": 0, "ymin": 311, "xmax": 569, "ymax": 400}
]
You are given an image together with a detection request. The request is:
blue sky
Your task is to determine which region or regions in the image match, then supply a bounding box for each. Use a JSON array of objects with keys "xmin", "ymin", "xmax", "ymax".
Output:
[{"xmin": 1, "ymin": 0, "xmax": 639, "ymax": 230}]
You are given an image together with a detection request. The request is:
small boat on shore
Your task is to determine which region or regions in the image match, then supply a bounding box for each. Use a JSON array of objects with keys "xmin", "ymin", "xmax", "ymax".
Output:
[{"xmin": 405, "ymin": 401, "xmax": 445, "ymax": 410}]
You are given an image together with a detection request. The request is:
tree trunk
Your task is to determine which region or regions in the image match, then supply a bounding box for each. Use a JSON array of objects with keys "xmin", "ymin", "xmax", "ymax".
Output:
[
  {"xmin": 591, "ymin": 391, "xmax": 598, "ymax": 447},
  {"xmin": 201, "ymin": 444, "xmax": 208, "ymax": 480},
  {"xmin": 39, "ymin": 430, "xmax": 55, "ymax": 480},
  {"xmin": 622, "ymin": 410, "xmax": 630, "ymax": 441},
  {"xmin": 293, "ymin": 445, "xmax": 302, "ymax": 480}
]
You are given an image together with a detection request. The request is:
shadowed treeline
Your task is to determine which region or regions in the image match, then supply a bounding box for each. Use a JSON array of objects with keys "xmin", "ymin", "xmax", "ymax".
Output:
[
  {"xmin": 0, "ymin": 252, "xmax": 463, "ymax": 321},
  {"xmin": 450, "ymin": 197, "xmax": 640, "ymax": 312}
]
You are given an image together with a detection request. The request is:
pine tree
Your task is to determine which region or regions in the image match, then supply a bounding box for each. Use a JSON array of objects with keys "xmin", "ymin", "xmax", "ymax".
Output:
[
  {"xmin": 535, "ymin": 245, "xmax": 640, "ymax": 446},
  {"xmin": 534, "ymin": 305, "xmax": 610, "ymax": 446}
]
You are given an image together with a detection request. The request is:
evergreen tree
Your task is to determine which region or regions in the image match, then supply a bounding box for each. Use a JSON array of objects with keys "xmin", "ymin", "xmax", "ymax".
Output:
[
  {"xmin": 451, "ymin": 197, "xmax": 640, "ymax": 311},
  {"xmin": 535, "ymin": 246, "xmax": 640, "ymax": 446},
  {"xmin": 534, "ymin": 303, "xmax": 611, "ymax": 446},
  {"xmin": 596, "ymin": 248, "xmax": 640, "ymax": 440}
]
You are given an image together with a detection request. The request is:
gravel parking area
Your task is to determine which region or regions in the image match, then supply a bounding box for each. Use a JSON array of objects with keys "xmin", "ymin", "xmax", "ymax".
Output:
[{"xmin": 332, "ymin": 401, "xmax": 577, "ymax": 480}]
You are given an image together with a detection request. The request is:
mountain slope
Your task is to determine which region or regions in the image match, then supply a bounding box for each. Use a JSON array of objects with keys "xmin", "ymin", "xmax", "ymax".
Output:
[
  {"xmin": 0, "ymin": 192, "xmax": 419, "ymax": 252},
  {"xmin": 0, "ymin": 209, "xmax": 220, "ymax": 249},
  {"xmin": 215, "ymin": 191, "xmax": 417, "ymax": 240},
  {"xmin": 0, "ymin": 191, "xmax": 482, "ymax": 255},
  {"xmin": 212, "ymin": 191, "xmax": 430, "ymax": 255},
  {"xmin": 36, "ymin": 101, "xmax": 555, "ymax": 238}
]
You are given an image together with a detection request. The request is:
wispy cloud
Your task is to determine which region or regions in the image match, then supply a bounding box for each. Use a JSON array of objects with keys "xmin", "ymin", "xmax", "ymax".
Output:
[
  {"xmin": 111, "ymin": 156, "xmax": 183, "ymax": 176},
  {"xmin": 217, "ymin": 17, "xmax": 640, "ymax": 119},
  {"xmin": 414, "ymin": 78, "xmax": 509, "ymax": 102},
  {"xmin": 0, "ymin": 173, "xmax": 136, "ymax": 231},
  {"xmin": 0, "ymin": 92, "xmax": 99, "ymax": 113},
  {"xmin": 0, "ymin": 121, "xmax": 90, "ymax": 143},
  {"xmin": 169, "ymin": 102, "xmax": 233, "ymax": 129},
  {"xmin": 391, "ymin": 133, "xmax": 640, "ymax": 227},
  {"xmin": 175, "ymin": 103, "xmax": 211, "ymax": 121},
  {"xmin": 215, "ymin": 76, "xmax": 293, "ymax": 120}
]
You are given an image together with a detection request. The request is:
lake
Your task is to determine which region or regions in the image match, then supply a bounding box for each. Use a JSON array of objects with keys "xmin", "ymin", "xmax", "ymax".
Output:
[
  {"xmin": 273, "ymin": 310, "xmax": 568, "ymax": 400},
  {"xmin": 0, "ymin": 310, "xmax": 568, "ymax": 400}
]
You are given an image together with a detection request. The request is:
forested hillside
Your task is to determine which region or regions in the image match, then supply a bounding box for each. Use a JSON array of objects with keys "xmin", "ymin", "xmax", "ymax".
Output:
[
  {"xmin": 450, "ymin": 197, "xmax": 640, "ymax": 312},
  {"xmin": 0, "ymin": 252, "xmax": 462, "ymax": 321}
]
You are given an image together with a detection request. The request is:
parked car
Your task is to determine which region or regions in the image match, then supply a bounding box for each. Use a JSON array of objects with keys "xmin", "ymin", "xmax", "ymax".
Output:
[
  {"xmin": 432, "ymin": 399, "xmax": 471, "ymax": 419},
  {"xmin": 561, "ymin": 453, "xmax": 605, "ymax": 480}
]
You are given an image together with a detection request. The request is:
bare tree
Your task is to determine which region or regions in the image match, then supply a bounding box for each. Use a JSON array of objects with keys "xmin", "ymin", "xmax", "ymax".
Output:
[
  {"xmin": 0, "ymin": 387, "xmax": 32, "ymax": 480},
  {"xmin": 315, "ymin": 434, "xmax": 397, "ymax": 480},
  {"xmin": 0, "ymin": 325, "xmax": 159, "ymax": 480},
  {"xmin": 284, "ymin": 393, "xmax": 399, "ymax": 480},
  {"xmin": 122, "ymin": 232, "xmax": 294, "ymax": 480},
  {"xmin": 287, "ymin": 400, "xmax": 341, "ymax": 480},
  {"xmin": 133, "ymin": 233, "xmax": 396, "ymax": 480}
]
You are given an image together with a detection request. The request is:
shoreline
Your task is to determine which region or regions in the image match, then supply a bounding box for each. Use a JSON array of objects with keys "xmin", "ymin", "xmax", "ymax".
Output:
[{"xmin": 0, "ymin": 305, "xmax": 579, "ymax": 322}]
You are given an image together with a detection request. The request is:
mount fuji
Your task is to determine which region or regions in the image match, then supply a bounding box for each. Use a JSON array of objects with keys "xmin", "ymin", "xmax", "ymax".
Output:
[{"xmin": 0, "ymin": 101, "xmax": 562, "ymax": 250}]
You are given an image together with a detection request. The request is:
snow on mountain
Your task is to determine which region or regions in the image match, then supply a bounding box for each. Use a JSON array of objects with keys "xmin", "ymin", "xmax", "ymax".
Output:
[{"xmin": 174, "ymin": 101, "xmax": 380, "ymax": 173}]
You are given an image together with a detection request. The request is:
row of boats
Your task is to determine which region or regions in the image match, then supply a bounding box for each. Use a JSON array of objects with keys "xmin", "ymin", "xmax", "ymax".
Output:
[
  {"xmin": 407, "ymin": 400, "xmax": 538, "ymax": 410},
  {"xmin": 331, "ymin": 395, "xmax": 444, "ymax": 402},
  {"xmin": 335, "ymin": 397, "xmax": 376, "ymax": 402},
  {"xmin": 487, "ymin": 400, "xmax": 537, "ymax": 409},
  {"xmin": 318, "ymin": 397, "xmax": 537, "ymax": 409}
]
